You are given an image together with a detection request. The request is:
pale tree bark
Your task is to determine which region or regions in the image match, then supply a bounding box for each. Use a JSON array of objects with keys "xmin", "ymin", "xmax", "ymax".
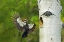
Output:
[{"xmin": 38, "ymin": 0, "xmax": 63, "ymax": 42}]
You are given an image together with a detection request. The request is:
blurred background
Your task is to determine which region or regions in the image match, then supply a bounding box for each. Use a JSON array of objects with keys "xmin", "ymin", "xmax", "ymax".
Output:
[
  {"xmin": 0, "ymin": 0, "xmax": 64, "ymax": 42},
  {"xmin": 0, "ymin": 0, "xmax": 39, "ymax": 42},
  {"xmin": 61, "ymin": 0, "xmax": 64, "ymax": 42}
]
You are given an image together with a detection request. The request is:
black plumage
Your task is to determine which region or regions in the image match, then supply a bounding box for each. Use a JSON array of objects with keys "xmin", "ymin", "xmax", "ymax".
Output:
[
  {"xmin": 22, "ymin": 23, "xmax": 29, "ymax": 38},
  {"xmin": 22, "ymin": 29, "xmax": 29, "ymax": 38}
]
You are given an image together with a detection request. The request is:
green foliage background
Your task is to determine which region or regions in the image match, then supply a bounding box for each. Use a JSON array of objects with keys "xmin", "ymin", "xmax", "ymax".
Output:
[
  {"xmin": 0, "ymin": 0, "xmax": 64, "ymax": 42},
  {"xmin": 0, "ymin": 0, "xmax": 39, "ymax": 42},
  {"xmin": 61, "ymin": 0, "xmax": 64, "ymax": 42}
]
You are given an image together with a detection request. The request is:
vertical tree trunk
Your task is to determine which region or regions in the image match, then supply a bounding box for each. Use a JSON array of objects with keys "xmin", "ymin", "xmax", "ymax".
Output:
[{"xmin": 38, "ymin": 0, "xmax": 62, "ymax": 42}]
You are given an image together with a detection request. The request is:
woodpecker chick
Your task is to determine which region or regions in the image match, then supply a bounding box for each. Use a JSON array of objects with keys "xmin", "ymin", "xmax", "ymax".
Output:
[{"xmin": 39, "ymin": 17, "xmax": 43, "ymax": 28}]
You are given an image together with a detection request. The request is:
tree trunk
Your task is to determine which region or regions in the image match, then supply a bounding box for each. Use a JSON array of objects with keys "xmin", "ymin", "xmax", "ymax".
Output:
[{"xmin": 38, "ymin": 0, "xmax": 62, "ymax": 42}]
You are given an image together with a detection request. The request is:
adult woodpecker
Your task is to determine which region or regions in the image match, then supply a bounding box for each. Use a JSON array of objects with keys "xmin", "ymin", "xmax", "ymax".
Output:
[{"xmin": 12, "ymin": 14, "xmax": 36, "ymax": 38}]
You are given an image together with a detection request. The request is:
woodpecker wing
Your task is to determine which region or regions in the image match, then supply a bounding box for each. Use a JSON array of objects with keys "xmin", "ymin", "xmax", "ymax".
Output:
[
  {"xmin": 12, "ymin": 14, "xmax": 26, "ymax": 31},
  {"xmin": 28, "ymin": 23, "xmax": 36, "ymax": 33}
]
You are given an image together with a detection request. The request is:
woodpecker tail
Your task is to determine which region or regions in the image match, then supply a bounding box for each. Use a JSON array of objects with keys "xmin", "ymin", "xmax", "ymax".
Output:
[{"xmin": 22, "ymin": 29, "xmax": 29, "ymax": 38}]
